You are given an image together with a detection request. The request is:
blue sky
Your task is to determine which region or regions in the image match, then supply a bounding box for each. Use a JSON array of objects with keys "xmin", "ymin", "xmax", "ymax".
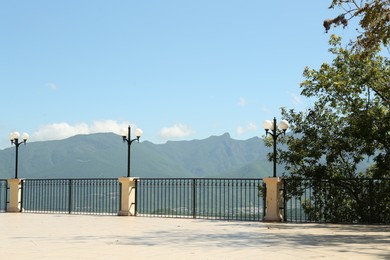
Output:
[{"xmin": 0, "ymin": 1, "xmax": 358, "ymax": 149}]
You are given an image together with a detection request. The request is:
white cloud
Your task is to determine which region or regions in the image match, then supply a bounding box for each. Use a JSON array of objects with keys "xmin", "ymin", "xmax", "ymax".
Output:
[
  {"xmin": 236, "ymin": 122, "xmax": 257, "ymax": 136},
  {"xmin": 238, "ymin": 97, "xmax": 247, "ymax": 107},
  {"xmin": 289, "ymin": 91, "xmax": 302, "ymax": 105},
  {"xmin": 46, "ymin": 82, "xmax": 58, "ymax": 90},
  {"xmin": 31, "ymin": 120, "xmax": 132, "ymax": 142},
  {"xmin": 260, "ymin": 105, "xmax": 272, "ymax": 115},
  {"xmin": 90, "ymin": 120, "xmax": 130, "ymax": 134},
  {"xmin": 159, "ymin": 123, "xmax": 195, "ymax": 139}
]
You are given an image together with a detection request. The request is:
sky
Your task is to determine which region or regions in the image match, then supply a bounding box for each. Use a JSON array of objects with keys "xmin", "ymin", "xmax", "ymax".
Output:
[{"xmin": 0, "ymin": 1, "xmax": 359, "ymax": 149}]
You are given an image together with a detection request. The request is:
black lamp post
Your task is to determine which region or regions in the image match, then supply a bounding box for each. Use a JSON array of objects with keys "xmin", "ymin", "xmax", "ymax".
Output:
[
  {"xmin": 9, "ymin": 131, "xmax": 29, "ymax": 179},
  {"xmin": 263, "ymin": 117, "xmax": 289, "ymax": 178},
  {"xmin": 120, "ymin": 126, "xmax": 143, "ymax": 178}
]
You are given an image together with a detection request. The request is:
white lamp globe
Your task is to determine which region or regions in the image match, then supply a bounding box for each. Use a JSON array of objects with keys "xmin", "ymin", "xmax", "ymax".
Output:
[
  {"xmin": 279, "ymin": 120, "xmax": 290, "ymax": 131},
  {"xmin": 22, "ymin": 133, "xmax": 29, "ymax": 141},
  {"xmin": 135, "ymin": 128, "xmax": 143, "ymax": 138},
  {"xmin": 120, "ymin": 128, "xmax": 128, "ymax": 138},
  {"xmin": 13, "ymin": 132, "xmax": 20, "ymax": 139},
  {"xmin": 263, "ymin": 120, "xmax": 273, "ymax": 131}
]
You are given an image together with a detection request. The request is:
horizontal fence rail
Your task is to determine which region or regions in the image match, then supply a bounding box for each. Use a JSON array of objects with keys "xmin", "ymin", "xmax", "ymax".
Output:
[
  {"xmin": 137, "ymin": 178, "xmax": 265, "ymax": 221},
  {"xmin": 284, "ymin": 178, "xmax": 390, "ymax": 224},
  {"xmin": 22, "ymin": 179, "xmax": 120, "ymax": 215},
  {"xmin": 0, "ymin": 180, "xmax": 7, "ymax": 212}
]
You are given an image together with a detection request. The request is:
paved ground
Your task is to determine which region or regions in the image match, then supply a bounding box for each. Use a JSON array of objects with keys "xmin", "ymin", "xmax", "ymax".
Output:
[{"xmin": 0, "ymin": 213, "xmax": 389, "ymax": 259}]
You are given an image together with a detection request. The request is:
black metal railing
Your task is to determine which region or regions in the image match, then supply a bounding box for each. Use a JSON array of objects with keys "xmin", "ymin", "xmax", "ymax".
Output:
[
  {"xmin": 0, "ymin": 179, "xmax": 7, "ymax": 212},
  {"xmin": 137, "ymin": 178, "xmax": 265, "ymax": 221},
  {"xmin": 22, "ymin": 179, "xmax": 120, "ymax": 215},
  {"xmin": 283, "ymin": 178, "xmax": 390, "ymax": 224},
  {"xmin": 5, "ymin": 176, "xmax": 388, "ymax": 224}
]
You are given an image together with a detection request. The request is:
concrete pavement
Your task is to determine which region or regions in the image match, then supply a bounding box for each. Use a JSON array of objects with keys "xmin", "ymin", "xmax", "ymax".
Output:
[{"xmin": 0, "ymin": 213, "xmax": 389, "ymax": 259}]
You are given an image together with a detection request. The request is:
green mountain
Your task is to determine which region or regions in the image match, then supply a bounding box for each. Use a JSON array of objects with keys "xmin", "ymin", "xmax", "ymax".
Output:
[{"xmin": 0, "ymin": 133, "xmax": 275, "ymax": 179}]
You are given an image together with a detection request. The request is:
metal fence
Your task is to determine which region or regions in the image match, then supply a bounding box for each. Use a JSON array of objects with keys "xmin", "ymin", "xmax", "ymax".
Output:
[
  {"xmin": 283, "ymin": 178, "xmax": 390, "ymax": 224},
  {"xmin": 6, "ymin": 177, "xmax": 389, "ymax": 224},
  {"xmin": 21, "ymin": 179, "xmax": 120, "ymax": 215},
  {"xmin": 0, "ymin": 180, "xmax": 7, "ymax": 212},
  {"xmin": 137, "ymin": 178, "xmax": 265, "ymax": 221}
]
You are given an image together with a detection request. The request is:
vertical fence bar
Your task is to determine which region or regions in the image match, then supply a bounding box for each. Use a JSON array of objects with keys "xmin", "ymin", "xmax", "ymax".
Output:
[
  {"xmin": 369, "ymin": 179, "xmax": 373, "ymax": 223},
  {"xmin": 5, "ymin": 180, "xmax": 9, "ymax": 212},
  {"xmin": 134, "ymin": 179, "xmax": 138, "ymax": 216},
  {"xmin": 283, "ymin": 180, "xmax": 287, "ymax": 222},
  {"xmin": 68, "ymin": 179, "xmax": 72, "ymax": 214},
  {"xmin": 148, "ymin": 179, "xmax": 151, "ymax": 215},
  {"xmin": 192, "ymin": 179, "xmax": 196, "ymax": 219},
  {"xmin": 0, "ymin": 180, "xmax": 6, "ymax": 212},
  {"xmin": 20, "ymin": 179, "xmax": 24, "ymax": 212}
]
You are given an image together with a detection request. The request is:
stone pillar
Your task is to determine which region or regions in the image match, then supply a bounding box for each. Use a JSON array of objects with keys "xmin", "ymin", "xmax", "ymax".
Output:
[
  {"xmin": 7, "ymin": 178, "xmax": 23, "ymax": 213},
  {"xmin": 263, "ymin": 177, "xmax": 284, "ymax": 222},
  {"xmin": 118, "ymin": 177, "xmax": 138, "ymax": 216}
]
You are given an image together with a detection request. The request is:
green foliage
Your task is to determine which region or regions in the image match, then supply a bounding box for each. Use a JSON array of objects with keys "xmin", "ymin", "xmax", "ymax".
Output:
[
  {"xmin": 285, "ymin": 178, "xmax": 390, "ymax": 223},
  {"xmin": 280, "ymin": 36, "xmax": 389, "ymax": 223},
  {"xmin": 257, "ymin": 183, "xmax": 266, "ymax": 198},
  {"xmin": 327, "ymin": 0, "xmax": 390, "ymax": 55},
  {"xmin": 280, "ymin": 36, "xmax": 389, "ymax": 179}
]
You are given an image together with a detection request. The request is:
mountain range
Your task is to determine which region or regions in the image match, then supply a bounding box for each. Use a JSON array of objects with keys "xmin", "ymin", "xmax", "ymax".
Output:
[{"xmin": 0, "ymin": 133, "xmax": 279, "ymax": 179}]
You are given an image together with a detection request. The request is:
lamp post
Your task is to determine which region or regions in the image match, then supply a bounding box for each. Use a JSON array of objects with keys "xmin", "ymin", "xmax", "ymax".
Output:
[
  {"xmin": 263, "ymin": 117, "xmax": 289, "ymax": 178},
  {"xmin": 120, "ymin": 126, "xmax": 143, "ymax": 178},
  {"xmin": 9, "ymin": 131, "xmax": 29, "ymax": 179}
]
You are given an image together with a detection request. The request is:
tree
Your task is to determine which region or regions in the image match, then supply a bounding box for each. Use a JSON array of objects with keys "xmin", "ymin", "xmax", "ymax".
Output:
[
  {"xmin": 278, "ymin": 36, "xmax": 390, "ymax": 223},
  {"xmin": 324, "ymin": 0, "xmax": 390, "ymax": 55}
]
